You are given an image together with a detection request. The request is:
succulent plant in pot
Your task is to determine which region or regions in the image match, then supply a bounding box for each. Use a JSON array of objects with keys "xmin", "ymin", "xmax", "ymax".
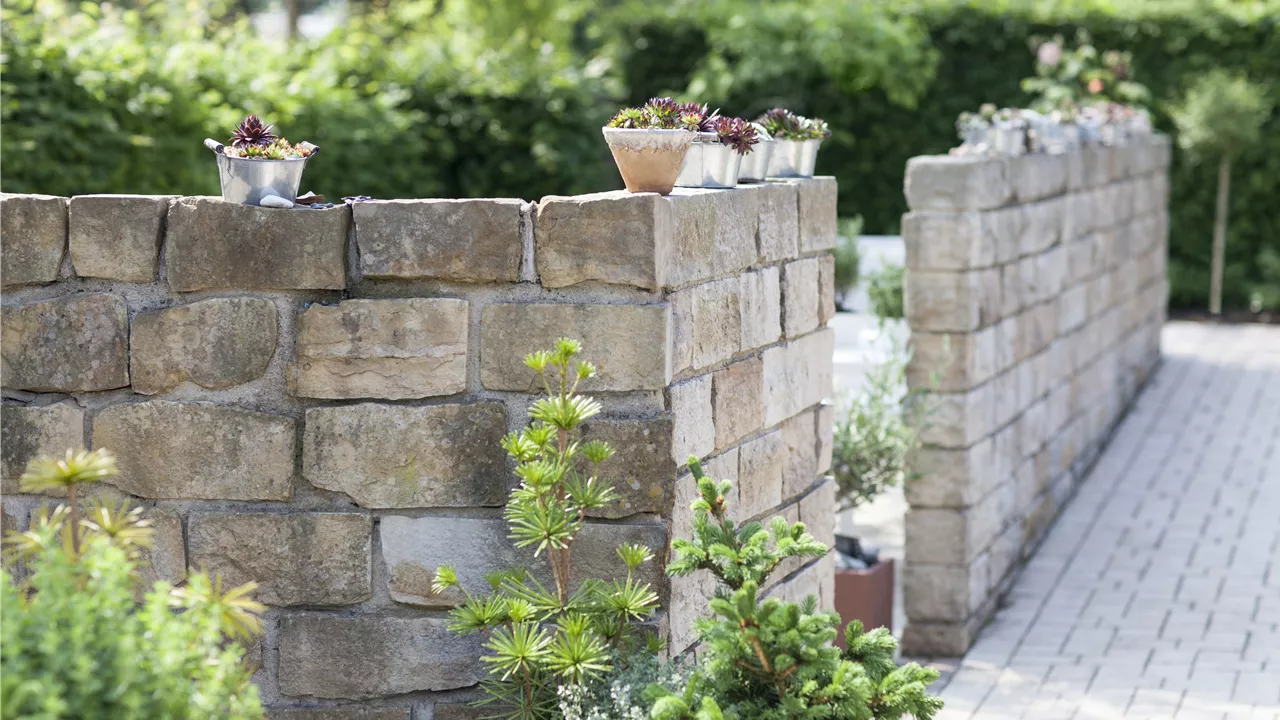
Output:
[
  {"xmin": 738, "ymin": 121, "xmax": 775, "ymax": 183},
  {"xmin": 674, "ymin": 106, "xmax": 761, "ymax": 189},
  {"xmin": 756, "ymin": 107, "xmax": 831, "ymax": 178},
  {"xmin": 602, "ymin": 97, "xmax": 698, "ymax": 195},
  {"xmin": 204, "ymin": 114, "xmax": 319, "ymax": 207},
  {"xmin": 990, "ymin": 107, "xmax": 1028, "ymax": 156}
]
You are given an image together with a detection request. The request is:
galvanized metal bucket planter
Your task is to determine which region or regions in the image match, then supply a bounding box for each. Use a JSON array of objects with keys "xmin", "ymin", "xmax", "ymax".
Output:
[
  {"xmin": 602, "ymin": 127, "xmax": 694, "ymax": 195},
  {"xmin": 989, "ymin": 123, "xmax": 1026, "ymax": 156},
  {"xmin": 675, "ymin": 133, "xmax": 743, "ymax": 189},
  {"xmin": 766, "ymin": 138, "xmax": 822, "ymax": 178},
  {"xmin": 737, "ymin": 137, "xmax": 774, "ymax": 183},
  {"xmin": 204, "ymin": 138, "xmax": 319, "ymax": 206}
]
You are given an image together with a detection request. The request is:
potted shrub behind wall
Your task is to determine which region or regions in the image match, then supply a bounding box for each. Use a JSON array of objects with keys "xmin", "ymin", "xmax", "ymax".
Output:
[
  {"xmin": 204, "ymin": 114, "xmax": 318, "ymax": 207},
  {"xmin": 603, "ymin": 97, "xmax": 697, "ymax": 195}
]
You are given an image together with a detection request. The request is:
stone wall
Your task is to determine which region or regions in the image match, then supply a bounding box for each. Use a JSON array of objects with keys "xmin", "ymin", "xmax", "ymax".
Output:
[
  {"xmin": 899, "ymin": 138, "xmax": 1171, "ymax": 656},
  {"xmin": 0, "ymin": 181, "xmax": 838, "ymax": 717}
]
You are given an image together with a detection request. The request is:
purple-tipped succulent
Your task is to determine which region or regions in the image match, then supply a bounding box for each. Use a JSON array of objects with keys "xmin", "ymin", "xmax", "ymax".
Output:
[
  {"xmin": 642, "ymin": 97, "xmax": 682, "ymax": 129},
  {"xmin": 755, "ymin": 107, "xmax": 829, "ymax": 141},
  {"xmin": 710, "ymin": 117, "xmax": 760, "ymax": 155}
]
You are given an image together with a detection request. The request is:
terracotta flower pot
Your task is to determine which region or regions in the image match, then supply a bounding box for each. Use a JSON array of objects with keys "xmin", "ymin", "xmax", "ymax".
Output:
[
  {"xmin": 602, "ymin": 128, "xmax": 694, "ymax": 195},
  {"xmin": 833, "ymin": 558, "xmax": 895, "ymax": 649}
]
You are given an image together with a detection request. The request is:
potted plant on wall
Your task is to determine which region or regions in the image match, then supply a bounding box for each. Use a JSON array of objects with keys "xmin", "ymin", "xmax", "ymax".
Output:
[
  {"xmin": 756, "ymin": 107, "xmax": 831, "ymax": 178},
  {"xmin": 603, "ymin": 97, "xmax": 698, "ymax": 195},
  {"xmin": 204, "ymin": 114, "xmax": 318, "ymax": 207},
  {"xmin": 674, "ymin": 106, "xmax": 761, "ymax": 189}
]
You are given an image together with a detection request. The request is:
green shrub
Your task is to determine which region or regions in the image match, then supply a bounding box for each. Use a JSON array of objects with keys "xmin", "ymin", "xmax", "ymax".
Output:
[
  {"xmin": 2, "ymin": 450, "xmax": 265, "ymax": 720},
  {"xmin": 865, "ymin": 264, "xmax": 905, "ymax": 321}
]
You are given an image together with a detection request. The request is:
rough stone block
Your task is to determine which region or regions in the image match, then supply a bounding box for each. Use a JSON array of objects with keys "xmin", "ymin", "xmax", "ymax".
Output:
[
  {"xmin": 1, "ymin": 193, "xmax": 66, "ymax": 287},
  {"xmin": 68, "ymin": 195, "xmax": 168, "ymax": 282},
  {"xmin": 904, "ymin": 270, "xmax": 982, "ymax": 333},
  {"xmin": 738, "ymin": 430, "xmax": 785, "ymax": 518},
  {"xmin": 816, "ymin": 403, "xmax": 834, "ymax": 475},
  {"xmin": 779, "ymin": 410, "xmax": 820, "ymax": 498},
  {"xmin": 579, "ymin": 416, "xmax": 676, "ymax": 517},
  {"xmin": 903, "ymin": 564, "xmax": 971, "ymax": 622},
  {"xmin": 665, "ymin": 188, "xmax": 758, "ymax": 288},
  {"xmin": 817, "ymin": 254, "xmax": 836, "ymax": 324},
  {"xmin": 983, "ymin": 205, "xmax": 1028, "ymax": 264},
  {"xmin": 670, "ymin": 374, "xmax": 714, "ymax": 464},
  {"xmin": 917, "ymin": 384, "xmax": 995, "ymax": 449},
  {"xmin": 904, "ymin": 156, "xmax": 1011, "ymax": 212},
  {"xmin": 166, "ymin": 197, "xmax": 347, "ymax": 291},
  {"xmin": 796, "ymin": 177, "xmax": 838, "ymax": 253},
  {"xmin": 712, "ymin": 357, "xmax": 764, "ymax": 450},
  {"xmin": 354, "ymin": 198, "xmax": 521, "ymax": 282},
  {"xmin": 189, "ymin": 512, "xmax": 370, "ymax": 606},
  {"xmin": 799, "ymin": 479, "xmax": 835, "ymax": 548},
  {"xmin": 379, "ymin": 516, "xmax": 665, "ymax": 607},
  {"xmin": 292, "ymin": 298, "xmax": 467, "ymax": 400},
  {"xmin": 95, "ymin": 401, "xmax": 295, "ymax": 500},
  {"xmin": 905, "ymin": 438, "xmax": 996, "ymax": 509},
  {"xmin": 1058, "ymin": 284, "xmax": 1089, "ymax": 333},
  {"xmin": 756, "ymin": 182, "xmax": 800, "ymax": 262},
  {"xmin": 761, "ymin": 328, "xmax": 834, "ymax": 427},
  {"xmin": 1015, "ymin": 303, "xmax": 1057, "ymax": 363},
  {"xmin": 131, "ymin": 297, "xmax": 277, "ymax": 394},
  {"xmin": 907, "ymin": 328, "xmax": 996, "ymax": 393},
  {"xmin": 433, "ymin": 706, "xmax": 486, "ymax": 720},
  {"xmin": 137, "ymin": 507, "xmax": 186, "ymax": 585},
  {"xmin": 688, "ymin": 277, "xmax": 741, "ymax": 370},
  {"xmin": 302, "ymin": 402, "xmax": 507, "ymax": 508},
  {"xmin": 738, "ymin": 267, "xmax": 782, "ymax": 352},
  {"xmin": 1, "ymin": 293, "xmax": 129, "ymax": 392},
  {"xmin": 901, "ymin": 619, "xmax": 975, "ymax": 657},
  {"xmin": 278, "ymin": 615, "xmax": 484, "ymax": 699},
  {"xmin": 269, "ymin": 709, "xmax": 410, "ymax": 720},
  {"xmin": 480, "ymin": 303, "xmax": 671, "ymax": 391},
  {"xmin": 902, "ymin": 212, "xmax": 993, "ymax": 271},
  {"xmin": 1, "ymin": 403, "xmax": 85, "ymax": 494},
  {"xmin": 1021, "ymin": 197, "xmax": 1063, "ymax": 257},
  {"xmin": 781, "ymin": 258, "xmax": 821, "ymax": 339},
  {"xmin": 535, "ymin": 191, "xmax": 670, "ymax": 290},
  {"xmin": 1008, "ymin": 153, "xmax": 1067, "ymax": 202}
]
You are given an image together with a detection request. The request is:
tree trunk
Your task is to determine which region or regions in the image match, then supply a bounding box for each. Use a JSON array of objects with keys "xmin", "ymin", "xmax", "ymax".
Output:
[
  {"xmin": 1209, "ymin": 155, "xmax": 1231, "ymax": 315},
  {"xmin": 286, "ymin": 0, "xmax": 300, "ymax": 42}
]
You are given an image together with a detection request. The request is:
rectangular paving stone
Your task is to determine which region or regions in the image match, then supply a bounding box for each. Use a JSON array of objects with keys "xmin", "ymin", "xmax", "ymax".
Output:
[
  {"xmin": 480, "ymin": 303, "xmax": 671, "ymax": 391},
  {"xmin": 1, "ymin": 293, "xmax": 129, "ymax": 392},
  {"xmin": 94, "ymin": 401, "xmax": 295, "ymax": 500},
  {"xmin": 165, "ymin": 197, "xmax": 347, "ymax": 291},
  {"xmin": 68, "ymin": 194, "xmax": 169, "ymax": 282},
  {"xmin": 188, "ymin": 512, "xmax": 371, "ymax": 606},
  {"xmin": 535, "ymin": 191, "xmax": 670, "ymax": 290},
  {"xmin": 301, "ymin": 402, "xmax": 507, "ymax": 508},
  {"xmin": 292, "ymin": 298, "xmax": 467, "ymax": 400},
  {"xmin": 0, "ymin": 403, "xmax": 85, "ymax": 495},
  {"xmin": 354, "ymin": 198, "xmax": 522, "ymax": 283},
  {"xmin": 1, "ymin": 193, "xmax": 66, "ymax": 287}
]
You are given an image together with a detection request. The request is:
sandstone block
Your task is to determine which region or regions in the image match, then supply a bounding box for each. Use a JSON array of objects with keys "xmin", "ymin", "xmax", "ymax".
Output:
[
  {"xmin": 818, "ymin": 254, "xmax": 836, "ymax": 324},
  {"xmin": 687, "ymin": 277, "xmax": 741, "ymax": 370},
  {"xmin": 1015, "ymin": 303, "xmax": 1057, "ymax": 363},
  {"xmin": 761, "ymin": 328, "xmax": 834, "ymax": 426},
  {"xmin": 902, "ymin": 212, "xmax": 993, "ymax": 271},
  {"xmin": 480, "ymin": 303, "xmax": 671, "ymax": 391},
  {"xmin": 354, "ymin": 198, "xmax": 521, "ymax": 282},
  {"xmin": 535, "ymin": 191, "xmax": 670, "ymax": 290},
  {"xmin": 95, "ymin": 401, "xmax": 295, "ymax": 500},
  {"xmin": 904, "ymin": 156, "xmax": 1011, "ymax": 212},
  {"xmin": 983, "ymin": 205, "xmax": 1028, "ymax": 264},
  {"xmin": 189, "ymin": 512, "xmax": 370, "ymax": 606},
  {"xmin": 816, "ymin": 403, "xmax": 834, "ymax": 475},
  {"xmin": 379, "ymin": 516, "xmax": 665, "ymax": 608},
  {"xmin": 781, "ymin": 258, "xmax": 821, "ymax": 339},
  {"xmin": 166, "ymin": 197, "xmax": 347, "ymax": 291},
  {"xmin": 903, "ymin": 564, "xmax": 970, "ymax": 622},
  {"xmin": 665, "ymin": 188, "xmax": 757, "ymax": 288},
  {"xmin": 918, "ymin": 384, "xmax": 995, "ymax": 449},
  {"xmin": 738, "ymin": 267, "xmax": 782, "ymax": 351},
  {"xmin": 269, "ymin": 708, "xmax": 409, "ymax": 720},
  {"xmin": 137, "ymin": 507, "xmax": 186, "ymax": 586},
  {"xmin": 712, "ymin": 357, "xmax": 764, "ymax": 450},
  {"xmin": 904, "ymin": 271, "xmax": 982, "ymax": 332},
  {"xmin": 901, "ymin": 620, "xmax": 975, "ymax": 657},
  {"xmin": 1, "ymin": 293, "xmax": 129, "ymax": 392},
  {"xmin": 905, "ymin": 438, "xmax": 997, "ymax": 509},
  {"xmin": 278, "ymin": 615, "xmax": 484, "ymax": 699},
  {"xmin": 68, "ymin": 195, "xmax": 168, "ymax": 282},
  {"xmin": 797, "ymin": 177, "xmax": 838, "ymax": 253},
  {"xmin": 907, "ymin": 328, "xmax": 996, "ymax": 393},
  {"xmin": 756, "ymin": 182, "xmax": 800, "ymax": 262},
  {"xmin": 1058, "ymin": 284, "xmax": 1089, "ymax": 333},
  {"xmin": 670, "ymin": 374, "xmax": 714, "ymax": 464},
  {"xmin": 1, "ymin": 193, "xmax": 66, "ymax": 287},
  {"xmin": 1, "ymin": 403, "xmax": 85, "ymax": 494},
  {"xmin": 293, "ymin": 298, "xmax": 467, "ymax": 400},
  {"xmin": 579, "ymin": 416, "xmax": 676, "ymax": 517},
  {"xmin": 131, "ymin": 297, "xmax": 277, "ymax": 394},
  {"xmin": 1008, "ymin": 152, "xmax": 1067, "ymax": 202},
  {"xmin": 302, "ymin": 402, "xmax": 506, "ymax": 508},
  {"xmin": 799, "ymin": 479, "xmax": 835, "ymax": 548},
  {"xmin": 1021, "ymin": 197, "xmax": 1063, "ymax": 257},
  {"xmin": 738, "ymin": 430, "xmax": 784, "ymax": 518},
  {"xmin": 780, "ymin": 410, "xmax": 820, "ymax": 498}
]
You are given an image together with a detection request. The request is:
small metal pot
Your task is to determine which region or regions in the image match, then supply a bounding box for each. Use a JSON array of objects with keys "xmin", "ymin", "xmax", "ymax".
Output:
[
  {"xmin": 990, "ymin": 123, "xmax": 1026, "ymax": 156},
  {"xmin": 675, "ymin": 133, "xmax": 743, "ymax": 189},
  {"xmin": 737, "ymin": 138, "xmax": 774, "ymax": 183},
  {"xmin": 205, "ymin": 138, "xmax": 318, "ymax": 206},
  {"xmin": 767, "ymin": 138, "xmax": 822, "ymax": 178}
]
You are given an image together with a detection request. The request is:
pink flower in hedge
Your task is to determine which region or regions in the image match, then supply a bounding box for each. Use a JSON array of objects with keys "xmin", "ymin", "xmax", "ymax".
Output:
[
  {"xmin": 1088, "ymin": 78, "xmax": 1105, "ymax": 94},
  {"xmin": 1037, "ymin": 41, "xmax": 1062, "ymax": 67}
]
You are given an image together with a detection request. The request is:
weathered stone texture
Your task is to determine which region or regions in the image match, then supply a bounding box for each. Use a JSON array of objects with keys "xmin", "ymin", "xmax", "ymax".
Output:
[
  {"xmin": 579, "ymin": 416, "xmax": 676, "ymax": 517},
  {"xmin": 480, "ymin": 303, "xmax": 671, "ymax": 391},
  {"xmin": 687, "ymin": 277, "xmax": 740, "ymax": 370},
  {"xmin": 756, "ymin": 182, "xmax": 800, "ymax": 262},
  {"xmin": 1, "ymin": 193, "xmax": 66, "ymax": 287},
  {"xmin": 739, "ymin": 267, "xmax": 782, "ymax": 351},
  {"xmin": 302, "ymin": 402, "xmax": 507, "ymax": 508},
  {"xmin": 781, "ymin": 258, "xmax": 821, "ymax": 338},
  {"xmin": 738, "ymin": 430, "xmax": 784, "ymax": 518},
  {"xmin": 354, "ymin": 199, "xmax": 522, "ymax": 282},
  {"xmin": 166, "ymin": 197, "xmax": 347, "ymax": 291},
  {"xmin": 293, "ymin": 298, "xmax": 467, "ymax": 400},
  {"xmin": 278, "ymin": 615, "xmax": 485, "ymax": 699},
  {"xmin": 269, "ymin": 709, "xmax": 410, "ymax": 720},
  {"xmin": 797, "ymin": 177, "xmax": 838, "ymax": 253},
  {"xmin": 131, "ymin": 297, "xmax": 278, "ymax": 394},
  {"xmin": 380, "ymin": 516, "xmax": 665, "ymax": 607},
  {"xmin": 1, "ymin": 403, "xmax": 84, "ymax": 494},
  {"xmin": 905, "ymin": 156, "xmax": 1011, "ymax": 212},
  {"xmin": 68, "ymin": 195, "xmax": 168, "ymax": 282},
  {"xmin": 94, "ymin": 401, "xmax": 295, "ymax": 500},
  {"xmin": 761, "ymin": 328, "xmax": 835, "ymax": 426},
  {"xmin": 666, "ymin": 189, "xmax": 757, "ymax": 288},
  {"xmin": 189, "ymin": 512, "xmax": 371, "ymax": 606},
  {"xmin": 1, "ymin": 293, "xmax": 129, "ymax": 392},
  {"xmin": 712, "ymin": 357, "xmax": 764, "ymax": 450},
  {"xmin": 669, "ymin": 374, "xmax": 713, "ymax": 464},
  {"xmin": 137, "ymin": 507, "xmax": 187, "ymax": 585},
  {"xmin": 536, "ymin": 191, "xmax": 670, "ymax": 290}
]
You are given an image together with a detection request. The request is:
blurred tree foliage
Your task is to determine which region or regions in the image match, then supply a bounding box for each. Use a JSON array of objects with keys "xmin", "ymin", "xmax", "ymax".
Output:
[{"xmin": 2, "ymin": 0, "xmax": 1276, "ymax": 310}]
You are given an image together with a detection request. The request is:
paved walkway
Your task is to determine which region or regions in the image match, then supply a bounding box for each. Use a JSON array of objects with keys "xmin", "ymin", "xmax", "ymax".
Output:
[{"xmin": 937, "ymin": 322, "xmax": 1280, "ymax": 720}]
